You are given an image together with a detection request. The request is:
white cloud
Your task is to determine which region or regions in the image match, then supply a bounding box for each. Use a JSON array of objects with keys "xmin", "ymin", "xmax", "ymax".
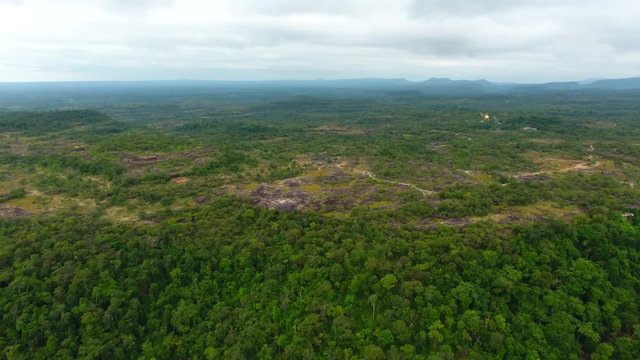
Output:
[{"xmin": 0, "ymin": 0, "xmax": 638, "ymax": 82}]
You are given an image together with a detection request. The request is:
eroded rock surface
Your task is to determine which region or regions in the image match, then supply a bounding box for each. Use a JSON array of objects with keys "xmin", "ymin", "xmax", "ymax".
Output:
[
  {"xmin": 251, "ymin": 184, "xmax": 311, "ymax": 211},
  {"xmin": 0, "ymin": 206, "xmax": 32, "ymax": 218}
]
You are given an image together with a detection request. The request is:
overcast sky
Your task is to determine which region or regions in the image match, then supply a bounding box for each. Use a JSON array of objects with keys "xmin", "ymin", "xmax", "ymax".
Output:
[{"xmin": 1, "ymin": 0, "xmax": 639, "ymax": 82}]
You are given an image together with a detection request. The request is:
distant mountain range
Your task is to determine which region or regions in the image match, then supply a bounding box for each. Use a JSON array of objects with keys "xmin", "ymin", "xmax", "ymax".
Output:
[
  {"xmin": 388, "ymin": 77, "xmax": 640, "ymax": 94},
  {"xmin": 260, "ymin": 76, "xmax": 640, "ymax": 95},
  {"xmin": 1, "ymin": 77, "xmax": 640, "ymax": 96}
]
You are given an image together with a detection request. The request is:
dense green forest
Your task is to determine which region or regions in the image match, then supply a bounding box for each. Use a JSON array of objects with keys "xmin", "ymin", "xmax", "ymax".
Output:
[{"xmin": 0, "ymin": 86, "xmax": 639, "ymax": 359}]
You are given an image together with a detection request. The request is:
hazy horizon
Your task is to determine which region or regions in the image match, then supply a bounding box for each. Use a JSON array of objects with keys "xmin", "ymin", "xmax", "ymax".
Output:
[
  {"xmin": 0, "ymin": 76, "xmax": 638, "ymax": 86},
  {"xmin": 1, "ymin": 0, "xmax": 639, "ymax": 83}
]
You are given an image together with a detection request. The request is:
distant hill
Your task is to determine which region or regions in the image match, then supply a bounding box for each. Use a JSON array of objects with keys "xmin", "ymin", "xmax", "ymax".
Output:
[
  {"xmin": 1, "ymin": 77, "xmax": 640, "ymax": 103},
  {"xmin": 410, "ymin": 77, "xmax": 640, "ymax": 95},
  {"xmin": 412, "ymin": 78, "xmax": 500, "ymax": 94},
  {"xmin": 343, "ymin": 76, "xmax": 640, "ymax": 95},
  {"xmin": 586, "ymin": 77, "xmax": 640, "ymax": 90}
]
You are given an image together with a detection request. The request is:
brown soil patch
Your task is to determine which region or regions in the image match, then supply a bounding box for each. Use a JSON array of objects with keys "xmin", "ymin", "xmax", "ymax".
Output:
[
  {"xmin": 121, "ymin": 154, "xmax": 162, "ymax": 164},
  {"xmin": 171, "ymin": 177, "xmax": 189, "ymax": 184},
  {"xmin": 516, "ymin": 174, "xmax": 552, "ymax": 182},
  {"xmin": 310, "ymin": 125, "xmax": 364, "ymax": 135},
  {"xmin": 529, "ymin": 138, "xmax": 564, "ymax": 145}
]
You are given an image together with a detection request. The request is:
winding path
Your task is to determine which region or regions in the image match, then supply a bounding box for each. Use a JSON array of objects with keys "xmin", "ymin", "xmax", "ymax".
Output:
[
  {"xmin": 344, "ymin": 166, "xmax": 435, "ymax": 196},
  {"xmin": 513, "ymin": 160, "xmax": 602, "ymax": 179}
]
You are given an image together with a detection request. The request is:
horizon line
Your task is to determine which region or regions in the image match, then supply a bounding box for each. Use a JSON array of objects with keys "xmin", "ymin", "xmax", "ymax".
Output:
[{"xmin": 0, "ymin": 76, "xmax": 638, "ymax": 86}]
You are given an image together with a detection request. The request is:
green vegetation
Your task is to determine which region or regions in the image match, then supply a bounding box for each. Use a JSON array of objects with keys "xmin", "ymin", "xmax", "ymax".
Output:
[
  {"xmin": 2, "ymin": 201, "xmax": 638, "ymax": 359},
  {"xmin": 0, "ymin": 188, "xmax": 26, "ymax": 204},
  {"xmin": 0, "ymin": 110, "xmax": 112, "ymax": 135},
  {"xmin": 0, "ymin": 88, "xmax": 639, "ymax": 359}
]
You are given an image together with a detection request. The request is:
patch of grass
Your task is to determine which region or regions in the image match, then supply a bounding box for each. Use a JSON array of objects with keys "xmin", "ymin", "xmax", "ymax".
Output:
[
  {"xmin": 472, "ymin": 201, "xmax": 582, "ymax": 223},
  {"xmin": 298, "ymin": 183, "xmax": 323, "ymax": 194}
]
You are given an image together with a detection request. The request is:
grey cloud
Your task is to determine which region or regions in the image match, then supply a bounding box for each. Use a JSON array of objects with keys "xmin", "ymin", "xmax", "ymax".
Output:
[
  {"xmin": 0, "ymin": 0, "xmax": 639, "ymax": 82},
  {"xmin": 101, "ymin": 0, "xmax": 174, "ymax": 14},
  {"xmin": 234, "ymin": 0, "xmax": 358, "ymax": 15},
  {"xmin": 410, "ymin": 0, "xmax": 556, "ymax": 15}
]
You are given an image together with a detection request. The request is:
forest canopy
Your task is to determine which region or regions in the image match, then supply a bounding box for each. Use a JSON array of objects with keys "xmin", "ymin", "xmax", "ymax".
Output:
[{"xmin": 0, "ymin": 86, "xmax": 639, "ymax": 359}]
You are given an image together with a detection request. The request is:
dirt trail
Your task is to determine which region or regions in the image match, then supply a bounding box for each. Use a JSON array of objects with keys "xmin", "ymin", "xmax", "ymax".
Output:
[
  {"xmin": 514, "ymin": 161, "xmax": 602, "ymax": 179},
  {"xmin": 345, "ymin": 166, "xmax": 434, "ymax": 195}
]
